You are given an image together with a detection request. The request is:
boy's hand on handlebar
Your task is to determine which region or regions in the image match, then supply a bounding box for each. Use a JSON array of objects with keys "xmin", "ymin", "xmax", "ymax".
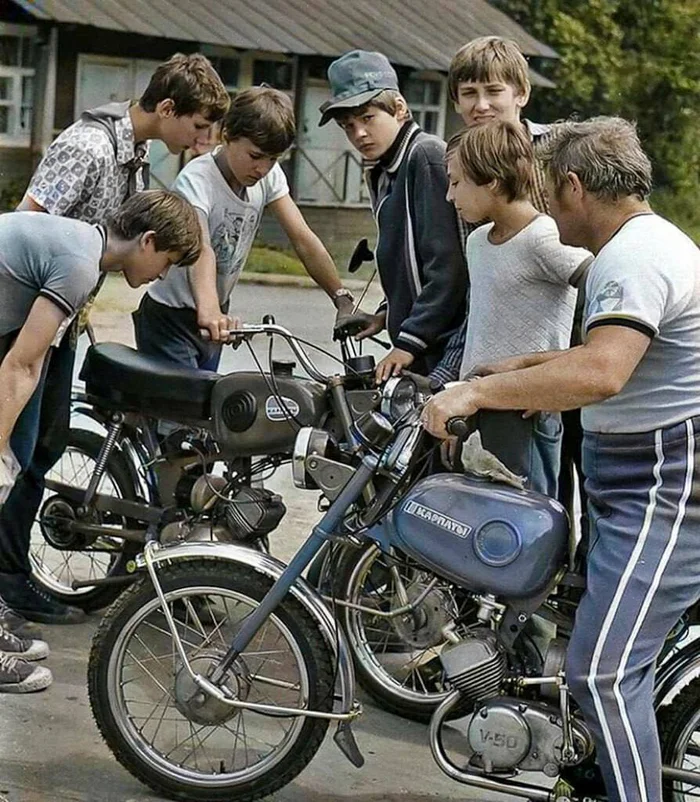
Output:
[
  {"xmin": 375, "ymin": 348, "xmax": 414, "ymax": 384},
  {"xmin": 198, "ymin": 309, "xmax": 241, "ymax": 344},
  {"xmin": 333, "ymin": 309, "xmax": 385, "ymax": 341}
]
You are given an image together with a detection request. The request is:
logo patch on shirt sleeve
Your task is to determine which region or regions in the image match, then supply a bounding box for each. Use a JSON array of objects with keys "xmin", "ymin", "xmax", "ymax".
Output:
[{"xmin": 590, "ymin": 280, "xmax": 623, "ymax": 315}]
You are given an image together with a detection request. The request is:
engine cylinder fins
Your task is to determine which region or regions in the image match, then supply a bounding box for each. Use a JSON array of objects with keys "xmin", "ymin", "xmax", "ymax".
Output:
[
  {"xmin": 440, "ymin": 630, "xmax": 507, "ymax": 700},
  {"xmin": 221, "ymin": 390, "xmax": 258, "ymax": 432}
]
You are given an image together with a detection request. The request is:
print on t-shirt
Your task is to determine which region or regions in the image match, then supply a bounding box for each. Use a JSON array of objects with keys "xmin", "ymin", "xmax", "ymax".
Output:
[{"xmin": 211, "ymin": 208, "xmax": 259, "ymax": 281}]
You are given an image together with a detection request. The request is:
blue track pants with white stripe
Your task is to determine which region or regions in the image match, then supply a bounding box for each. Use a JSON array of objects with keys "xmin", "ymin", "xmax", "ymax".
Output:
[{"xmin": 567, "ymin": 417, "xmax": 700, "ymax": 802}]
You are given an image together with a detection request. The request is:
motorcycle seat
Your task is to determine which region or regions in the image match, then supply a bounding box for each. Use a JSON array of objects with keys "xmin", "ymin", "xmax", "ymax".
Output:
[{"xmin": 80, "ymin": 342, "xmax": 218, "ymax": 422}]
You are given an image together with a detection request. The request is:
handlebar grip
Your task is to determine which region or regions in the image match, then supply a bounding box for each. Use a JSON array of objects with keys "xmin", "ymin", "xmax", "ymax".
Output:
[{"xmin": 446, "ymin": 417, "xmax": 475, "ymax": 438}]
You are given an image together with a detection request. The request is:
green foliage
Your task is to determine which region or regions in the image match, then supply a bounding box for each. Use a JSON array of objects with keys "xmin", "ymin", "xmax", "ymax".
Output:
[
  {"xmin": 492, "ymin": 0, "xmax": 700, "ymax": 195},
  {"xmin": 246, "ymin": 245, "xmax": 307, "ymax": 276},
  {"xmin": 0, "ymin": 180, "xmax": 26, "ymax": 212}
]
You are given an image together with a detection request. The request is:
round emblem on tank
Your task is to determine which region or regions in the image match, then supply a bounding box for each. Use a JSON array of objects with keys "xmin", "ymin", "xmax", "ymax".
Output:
[{"xmin": 473, "ymin": 519, "xmax": 522, "ymax": 567}]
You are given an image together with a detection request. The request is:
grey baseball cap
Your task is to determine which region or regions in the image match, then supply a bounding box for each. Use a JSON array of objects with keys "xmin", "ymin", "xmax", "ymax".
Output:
[{"xmin": 319, "ymin": 50, "xmax": 399, "ymax": 126}]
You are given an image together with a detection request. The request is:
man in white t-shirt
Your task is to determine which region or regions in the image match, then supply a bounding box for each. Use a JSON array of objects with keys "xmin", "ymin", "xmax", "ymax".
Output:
[
  {"xmin": 134, "ymin": 86, "xmax": 354, "ymax": 370},
  {"xmin": 444, "ymin": 120, "xmax": 590, "ymax": 496},
  {"xmin": 424, "ymin": 117, "xmax": 700, "ymax": 802}
]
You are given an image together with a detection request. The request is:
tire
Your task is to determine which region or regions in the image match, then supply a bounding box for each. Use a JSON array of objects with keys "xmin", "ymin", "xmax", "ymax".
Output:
[
  {"xmin": 30, "ymin": 428, "xmax": 141, "ymax": 612},
  {"xmin": 659, "ymin": 676, "xmax": 700, "ymax": 800},
  {"xmin": 89, "ymin": 559, "xmax": 335, "ymax": 802},
  {"xmin": 335, "ymin": 542, "xmax": 476, "ymax": 723}
]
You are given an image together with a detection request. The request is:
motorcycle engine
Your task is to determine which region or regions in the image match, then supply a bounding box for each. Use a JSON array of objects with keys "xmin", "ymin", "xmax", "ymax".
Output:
[
  {"xmin": 170, "ymin": 473, "xmax": 287, "ymax": 545},
  {"xmin": 440, "ymin": 629, "xmax": 593, "ymax": 775},
  {"xmin": 462, "ymin": 697, "xmax": 593, "ymax": 775}
]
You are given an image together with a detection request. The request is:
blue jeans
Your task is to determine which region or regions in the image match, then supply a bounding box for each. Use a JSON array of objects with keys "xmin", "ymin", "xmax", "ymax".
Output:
[
  {"xmin": 0, "ymin": 331, "xmax": 75, "ymax": 575},
  {"xmin": 133, "ymin": 294, "xmax": 223, "ymax": 371},
  {"xmin": 476, "ymin": 410, "xmax": 562, "ymax": 497}
]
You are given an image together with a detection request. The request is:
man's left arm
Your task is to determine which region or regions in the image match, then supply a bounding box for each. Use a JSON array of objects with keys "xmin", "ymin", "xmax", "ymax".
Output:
[
  {"xmin": 423, "ymin": 325, "xmax": 650, "ymax": 437},
  {"xmin": 269, "ymin": 195, "xmax": 353, "ymax": 317}
]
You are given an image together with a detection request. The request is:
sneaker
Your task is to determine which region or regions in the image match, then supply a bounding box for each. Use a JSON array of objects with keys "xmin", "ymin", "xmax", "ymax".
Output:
[
  {"xmin": 0, "ymin": 594, "xmax": 42, "ymax": 639},
  {"xmin": 0, "ymin": 573, "xmax": 87, "ymax": 625},
  {"xmin": 0, "ymin": 624, "xmax": 49, "ymax": 661},
  {"xmin": 0, "ymin": 652, "xmax": 52, "ymax": 693}
]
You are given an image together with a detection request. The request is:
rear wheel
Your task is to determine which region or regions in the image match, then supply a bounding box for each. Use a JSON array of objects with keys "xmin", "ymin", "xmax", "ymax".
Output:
[
  {"xmin": 659, "ymin": 677, "xmax": 700, "ymax": 800},
  {"xmin": 336, "ymin": 543, "xmax": 476, "ymax": 722},
  {"xmin": 30, "ymin": 428, "xmax": 141, "ymax": 612},
  {"xmin": 89, "ymin": 559, "xmax": 335, "ymax": 802}
]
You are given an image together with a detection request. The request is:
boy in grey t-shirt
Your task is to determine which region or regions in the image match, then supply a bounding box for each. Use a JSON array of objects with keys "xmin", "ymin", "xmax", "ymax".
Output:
[
  {"xmin": 0, "ymin": 191, "xmax": 201, "ymax": 630},
  {"xmin": 445, "ymin": 121, "xmax": 590, "ymax": 496}
]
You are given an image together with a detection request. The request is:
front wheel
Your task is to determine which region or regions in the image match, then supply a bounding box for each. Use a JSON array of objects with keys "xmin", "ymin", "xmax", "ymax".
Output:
[
  {"xmin": 89, "ymin": 559, "xmax": 335, "ymax": 802},
  {"xmin": 659, "ymin": 677, "xmax": 700, "ymax": 800}
]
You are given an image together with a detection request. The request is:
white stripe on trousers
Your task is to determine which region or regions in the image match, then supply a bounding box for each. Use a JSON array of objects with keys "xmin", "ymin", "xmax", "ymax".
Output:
[
  {"xmin": 613, "ymin": 419, "xmax": 694, "ymax": 800},
  {"xmin": 585, "ymin": 429, "xmax": 665, "ymax": 802}
]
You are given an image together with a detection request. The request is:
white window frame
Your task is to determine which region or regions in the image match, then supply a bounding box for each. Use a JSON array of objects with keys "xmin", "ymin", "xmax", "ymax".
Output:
[
  {"xmin": 0, "ymin": 23, "xmax": 37, "ymax": 147},
  {"xmin": 404, "ymin": 71, "xmax": 447, "ymax": 140}
]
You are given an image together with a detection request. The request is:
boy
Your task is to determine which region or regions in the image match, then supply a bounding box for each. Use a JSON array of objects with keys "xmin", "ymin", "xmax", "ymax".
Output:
[
  {"xmin": 135, "ymin": 86, "xmax": 354, "ymax": 368},
  {"xmin": 431, "ymin": 35, "xmax": 551, "ymax": 385},
  {"xmin": 446, "ymin": 121, "xmax": 590, "ymax": 495},
  {"xmin": 0, "ymin": 191, "xmax": 201, "ymax": 625},
  {"xmin": 0, "ymin": 53, "xmax": 228, "ymax": 627},
  {"xmin": 319, "ymin": 50, "xmax": 467, "ymax": 382},
  {"xmin": 19, "ymin": 52, "xmax": 230, "ymax": 219}
]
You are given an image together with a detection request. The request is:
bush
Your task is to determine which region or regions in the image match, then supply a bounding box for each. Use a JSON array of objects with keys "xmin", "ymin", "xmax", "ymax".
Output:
[
  {"xmin": 0, "ymin": 180, "xmax": 26, "ymax": 212},
  {"xmin": 246, "ymin": 244, "xmax": 307, "ymax": 276},
  {"xmin": 652, "ymin": 187, "xmax": 700, "ymax": 245}
]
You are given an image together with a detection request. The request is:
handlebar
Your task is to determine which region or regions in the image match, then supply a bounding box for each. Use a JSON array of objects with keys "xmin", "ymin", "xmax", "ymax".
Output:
[
  {"xmin": 445, "ymin": 416, "xmax": 476, "ymax": 438},
  {"xmin": 200, "ymin": 323, "xmax": 330, "ymax": 383}
]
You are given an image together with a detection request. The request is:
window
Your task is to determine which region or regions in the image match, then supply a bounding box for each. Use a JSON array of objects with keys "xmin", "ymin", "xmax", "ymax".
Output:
[
  {"xmin": 208, "ymin": 55, "xmax": 239, "ymax": 94},
  {"xmin": 404, "ymin": 76, "xmax": 445, "ymax": 138},
  {"xmin": 0, "ymin": 27, "xmax": 36, "ymax": 146},
  {"xmin": 253, "ymin": 59, "xmax": 293, "ymax": 90}
]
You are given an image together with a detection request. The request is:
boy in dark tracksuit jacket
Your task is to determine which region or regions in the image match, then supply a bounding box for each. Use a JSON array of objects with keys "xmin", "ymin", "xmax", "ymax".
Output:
[{"xmin": 319, "ymin": 50, "xmax": 466, "ymax": 381}]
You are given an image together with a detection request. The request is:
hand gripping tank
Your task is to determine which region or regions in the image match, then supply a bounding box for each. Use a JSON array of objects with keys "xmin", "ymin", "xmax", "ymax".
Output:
[
  {"xmin": 211, "ymin": 372, "xmax": 328, "ymax": 458},
  {"xmin": 391, "ymin": 473, "xmax": 569, "ymax": 600}
]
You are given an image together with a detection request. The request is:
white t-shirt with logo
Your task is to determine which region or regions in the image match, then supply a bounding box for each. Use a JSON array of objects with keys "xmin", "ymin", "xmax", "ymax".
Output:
[
  {"xmin": 582, "ymin": 214, "xmax": 700, "ymax": 433},
  {"xmin": 149, "ymin": 148, "xmax": 289, "ymax": 309}
]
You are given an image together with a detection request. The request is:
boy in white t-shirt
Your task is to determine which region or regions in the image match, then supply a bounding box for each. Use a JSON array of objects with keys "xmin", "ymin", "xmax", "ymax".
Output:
[
  {"xmin": 446, "ymin": 120, "xmax": 591, "ymax": 495},
  {"xmin": 134, "ymin": 87, "xmax": 354, "ymax": 370}
]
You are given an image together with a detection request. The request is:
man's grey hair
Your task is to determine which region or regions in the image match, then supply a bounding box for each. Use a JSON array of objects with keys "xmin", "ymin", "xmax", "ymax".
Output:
[{"xmin": 537, "ymin": 116, "xmax": 653, "ymax": 202}]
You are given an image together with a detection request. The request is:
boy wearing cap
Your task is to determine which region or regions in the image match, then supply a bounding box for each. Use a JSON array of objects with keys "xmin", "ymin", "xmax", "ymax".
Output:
[{"xmin": 321, "ymin": 50, "xmax": 467, "ymax": 382}]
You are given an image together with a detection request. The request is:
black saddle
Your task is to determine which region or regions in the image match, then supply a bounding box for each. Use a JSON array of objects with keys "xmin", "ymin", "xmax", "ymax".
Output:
[{"xmin": 80, "ymin": 343, "xmax": 219, "ymax": 422}]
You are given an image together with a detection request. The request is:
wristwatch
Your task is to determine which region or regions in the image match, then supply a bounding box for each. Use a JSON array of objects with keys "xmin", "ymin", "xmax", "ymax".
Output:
[{"xmin": 331, "ymin": 287, "xmax": 355, "ymax": 307}]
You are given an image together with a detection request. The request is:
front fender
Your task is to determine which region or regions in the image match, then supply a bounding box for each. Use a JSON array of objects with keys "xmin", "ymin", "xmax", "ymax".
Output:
[
  {"xmin": 654, "ymin": 637, "xmax": 700, "ymax": 709},
  {"xmin": 135, "ymin": 540, "xmax": 358, "ymax": 715}
]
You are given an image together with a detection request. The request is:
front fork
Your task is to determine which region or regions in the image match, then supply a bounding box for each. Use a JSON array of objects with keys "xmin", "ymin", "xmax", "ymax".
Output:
[{"xmin": 140, "ymin": 456, "xmax": 379, "ymax": 725}]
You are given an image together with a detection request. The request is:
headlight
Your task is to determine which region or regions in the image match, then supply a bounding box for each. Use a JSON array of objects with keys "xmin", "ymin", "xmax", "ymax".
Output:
[
  {"xmin": 292, "ymin": 427, "xmax": 331, "ymax": 489},
  {"xmin": 381, "ymin": 376, "xmax": 418, "ymax": 422}
]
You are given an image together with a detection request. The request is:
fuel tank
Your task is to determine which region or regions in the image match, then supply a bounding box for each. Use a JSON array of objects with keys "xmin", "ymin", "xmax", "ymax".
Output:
[
  {"xmin": 211, "ymin": 372, "xmax": 328, "ymax": 457},
  {"xmin": 391, "ymin": 473, "xmax": 568, "ymax": 599}
]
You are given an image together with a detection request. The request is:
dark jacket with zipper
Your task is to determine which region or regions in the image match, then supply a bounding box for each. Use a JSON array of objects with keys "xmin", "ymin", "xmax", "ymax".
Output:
[{"xmin": 367, "ymin": 121, "xmax": 467, "ymax": 375}]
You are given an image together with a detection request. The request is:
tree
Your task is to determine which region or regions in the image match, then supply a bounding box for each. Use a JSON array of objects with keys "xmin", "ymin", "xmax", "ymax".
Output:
[{"xmin": 492, "ymin": 0, "xmax": 700, "ymax": 196}]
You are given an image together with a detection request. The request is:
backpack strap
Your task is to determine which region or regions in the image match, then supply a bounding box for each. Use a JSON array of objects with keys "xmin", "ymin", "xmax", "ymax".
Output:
[{"xmin": 80, "ymin": 101, "xmax": 149, "ymax": 197}]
